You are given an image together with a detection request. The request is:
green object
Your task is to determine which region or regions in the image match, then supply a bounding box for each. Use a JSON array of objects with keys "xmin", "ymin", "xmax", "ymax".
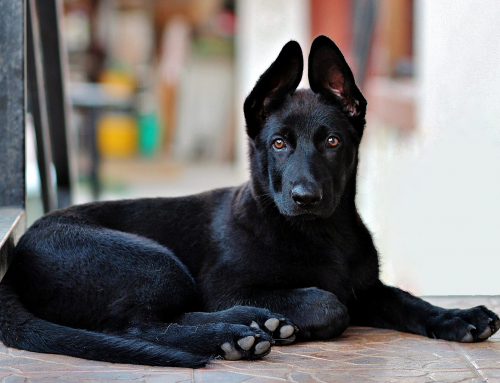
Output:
[{"xmin": 138, "ymin": 113, "xmax": 159, "ymax": 156}]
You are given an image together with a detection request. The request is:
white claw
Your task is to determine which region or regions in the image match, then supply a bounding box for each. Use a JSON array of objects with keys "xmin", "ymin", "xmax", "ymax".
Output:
[{"xmin": 479, "ymin": 327, "xmax": 492, "ymax": 340}]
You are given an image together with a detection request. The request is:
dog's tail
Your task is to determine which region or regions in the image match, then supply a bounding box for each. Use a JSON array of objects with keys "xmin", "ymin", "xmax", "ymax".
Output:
[{"xmin": 0, "ymin": 283, "xmax": 210, "ymax": 367}]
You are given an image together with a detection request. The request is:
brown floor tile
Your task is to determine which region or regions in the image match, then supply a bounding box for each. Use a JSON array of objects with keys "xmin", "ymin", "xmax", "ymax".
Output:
[
  {"xmin": 454, "ymin": 341, "xmax": 500, "ymax": 368},
  {"xmin": 0, "ymin": 296, "xmax": 499, "ymax": 382},
  {"xmin": 195, "ymin": 368, "xmax": 287, "ymax": 382}
]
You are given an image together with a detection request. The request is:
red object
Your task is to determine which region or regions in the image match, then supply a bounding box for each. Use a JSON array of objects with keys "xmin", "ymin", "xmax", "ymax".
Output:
[{"xmin": 310, "ymin": 0, "xmax": 352, "ymax": 60}]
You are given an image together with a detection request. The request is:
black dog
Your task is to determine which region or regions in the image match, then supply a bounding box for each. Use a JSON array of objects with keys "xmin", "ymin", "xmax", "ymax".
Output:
[{"xmin": 1, "ymin": 36, "xmax": 498, "ymax": 368}]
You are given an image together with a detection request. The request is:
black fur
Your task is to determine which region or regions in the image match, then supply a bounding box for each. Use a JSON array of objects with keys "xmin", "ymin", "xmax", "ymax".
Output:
[{"xmin": 1, "ymin": 36, "xmax": 498, "ymax": 367}]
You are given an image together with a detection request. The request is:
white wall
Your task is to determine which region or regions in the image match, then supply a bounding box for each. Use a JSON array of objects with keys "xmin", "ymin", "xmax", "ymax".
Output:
[
  {"xmin": 234, "ymin": 0, "xmax": 310, "ymax": 173},
  {"xmin": 358, "ymin": 0, "xmax": 500, "ymax": 295}
]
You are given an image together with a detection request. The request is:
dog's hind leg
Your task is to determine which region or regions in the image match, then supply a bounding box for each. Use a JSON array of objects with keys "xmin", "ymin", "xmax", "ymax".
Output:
[
  {"xmin": 173, "ymin": 305, "xmax": 298, "ymax": 344},
  {"xmin": 9, "ymin": 221, "xmax": 197, "ymax": 330},
  {"xmin": 0, "ymin": 284, "xmax": 211, "ymax": 367},
  {"xmin": 121, "ymin": 321, "xmax": 274, "ymax": 361},
  {"xmin": 6, "ymin": 216, "xmax": 277, "ymax": 363}
]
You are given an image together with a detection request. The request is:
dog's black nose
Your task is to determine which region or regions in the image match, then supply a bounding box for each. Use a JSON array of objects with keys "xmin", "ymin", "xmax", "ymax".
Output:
[{"xmin": 291, "ymin": 185, "xmax": 322, "ymax": 208}]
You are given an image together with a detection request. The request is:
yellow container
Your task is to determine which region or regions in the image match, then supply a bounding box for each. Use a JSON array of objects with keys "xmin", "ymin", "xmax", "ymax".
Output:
[{"xmin": 97, "ymin": 113, "xmax": 138, "ymax": 158}]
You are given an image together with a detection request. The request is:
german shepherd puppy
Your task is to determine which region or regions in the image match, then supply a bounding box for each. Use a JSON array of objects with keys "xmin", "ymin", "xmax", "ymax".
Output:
[{"xmin": 1, "ymin": 36, "xmax": 498, "ymax": 368}]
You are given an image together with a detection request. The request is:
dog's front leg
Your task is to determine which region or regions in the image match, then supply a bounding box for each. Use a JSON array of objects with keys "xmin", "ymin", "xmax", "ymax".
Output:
[
  {"xmin": 348, "ymin": 280, "xmax": 500, "ymax": 342},
  {"xmin": 217, "ymin": 287, "xmax": 350, "ymax": 343}
]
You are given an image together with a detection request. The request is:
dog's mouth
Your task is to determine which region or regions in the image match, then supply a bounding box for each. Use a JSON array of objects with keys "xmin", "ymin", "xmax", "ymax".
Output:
[
  {"xmin": 293, "ymin": 213, "xmax": 319, "ymax": 221},
  {"xmin": 282, "ymin": 209, "xmax": 329, "ymax": 221},
  {"xmin": 277, "ymin": 195, "xmax": 341, "ymax": 221}
]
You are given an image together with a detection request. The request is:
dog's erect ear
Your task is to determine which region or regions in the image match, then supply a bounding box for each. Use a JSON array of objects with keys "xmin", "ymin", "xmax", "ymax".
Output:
[
  {"xmin": 244, "ymin": 41, "xmax": 303, "ymax": 139},
  {"xmin": 308, "ymin": 35, "xmax": 366, "ymax": 121}
]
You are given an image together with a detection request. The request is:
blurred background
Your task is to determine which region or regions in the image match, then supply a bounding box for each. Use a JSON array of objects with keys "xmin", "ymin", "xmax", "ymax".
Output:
[{"xmin": 25, "ymin": 0, "xmax": 500, "ymax": 296}]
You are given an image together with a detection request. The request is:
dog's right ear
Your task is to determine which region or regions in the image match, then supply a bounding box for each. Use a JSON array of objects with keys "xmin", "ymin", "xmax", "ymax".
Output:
[{"xmin": 244, "ymin": 41, "xmax": 303, "ymax": 139}]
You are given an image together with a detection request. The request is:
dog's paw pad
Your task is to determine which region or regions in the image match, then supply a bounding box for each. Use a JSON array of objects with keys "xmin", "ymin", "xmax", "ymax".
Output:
[
  {"xmin": 227, "ymin": 306, "xmax": 297, "ymax": 345},
  {"xmin": 254, "ymin": 341, "xmax": 271, "ymax": 355},
  {"xmin": 478, "ymin": 317, "xmax": 499, "ymax": 340},
  {"xmin": 257, "ymin": 313, "xmax": 298, "ymax": 345},
  {"xmin": 461, "ymin": 332, "xmax": 474, "ymax": 343},
  {"xmin": 218, "ymin": 326, "xmax": 274, "ymax": 361},
  {"xmin": 237, "ymin": 335, "xmax": 255, "ymax": 351},
  {"xmin": 479, "ymin": 326, "xmax": 492, "ymax": 340},
  {"xmin": 262, "ymin": 317, "xmax": 298, "ymax": 346},
  {"xmin": 221, "ymin": 342, "xmax": 243, "ymax": 360},
  {"xmin": 459, "ymin": 324, "xmax": 476, "ymax": 343},
  {"xmin": 264, "ymin": 318, "xmax": 280, "ymax": 332},
  {"xmin": 280, "ymin": 325, "xmax": 295, "ymax": 338}
]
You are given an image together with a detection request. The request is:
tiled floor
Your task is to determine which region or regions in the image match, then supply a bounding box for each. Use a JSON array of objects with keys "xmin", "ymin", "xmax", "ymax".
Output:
[{"xmin": 0, "ymin": 297, "xmax": 498, "ymax": 382}]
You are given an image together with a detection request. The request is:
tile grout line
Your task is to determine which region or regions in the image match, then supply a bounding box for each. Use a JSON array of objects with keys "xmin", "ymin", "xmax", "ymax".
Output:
[
  {"xmin": 194, "ymin": 368, "xmax": 288, "ymax": 383},
  {"xmin": 450, "ymin": 343, "xmax": 488, "ymax": 382}
]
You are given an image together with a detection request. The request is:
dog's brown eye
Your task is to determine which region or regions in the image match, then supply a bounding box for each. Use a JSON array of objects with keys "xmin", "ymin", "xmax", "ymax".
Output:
[
  {"xmin": 273, "ymin": 139, "xmax": 285, "ymax": 149},
  {"xmin": 327, "ymin": 137, "xmax": 339, "ymax": 147}
]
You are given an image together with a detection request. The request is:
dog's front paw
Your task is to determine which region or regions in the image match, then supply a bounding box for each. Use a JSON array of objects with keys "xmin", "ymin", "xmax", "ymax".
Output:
[
  {"xmin": 429, "ymin": 306, "xmax": 499, "ymax": 343},
  {"xmin": 217, "ymin": 326, "xmax": 273, "ymax": 361}
]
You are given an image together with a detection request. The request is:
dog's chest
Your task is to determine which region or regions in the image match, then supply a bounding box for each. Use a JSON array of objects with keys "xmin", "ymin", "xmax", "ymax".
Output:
[
  {"xmin": 273, "ymin": 242, "xmax": 355, "ymax": 297},
  {"xmin": 219, "ymin": 233, "xmax": 360, "ymax": 302}
]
